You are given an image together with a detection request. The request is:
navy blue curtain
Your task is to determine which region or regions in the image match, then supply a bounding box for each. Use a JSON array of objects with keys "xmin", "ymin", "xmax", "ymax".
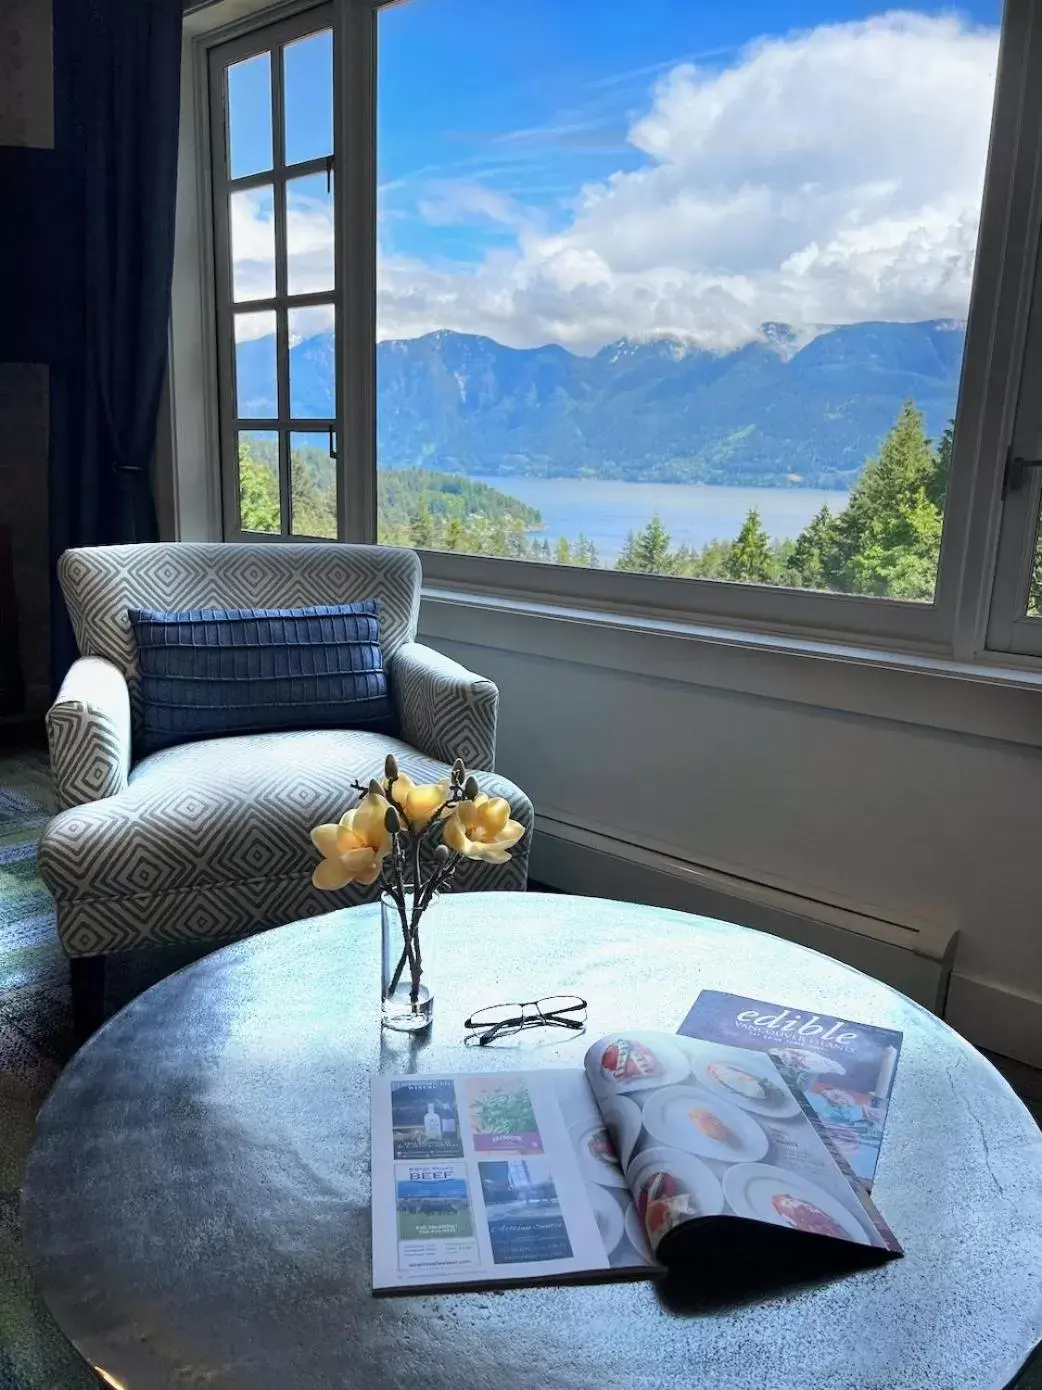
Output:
[{"xmin": 50, "ymin": 0, "xmax": 183, "ymax": 685}]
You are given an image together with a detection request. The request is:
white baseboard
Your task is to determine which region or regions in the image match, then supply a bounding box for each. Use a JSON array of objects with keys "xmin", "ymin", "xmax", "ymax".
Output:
[
  {"xmin": 530, "ymin": 814, "xmax": 957, "ymax": 1014},
  {"xmin": 945, "ymin": 973, "xmax": 1042, "ymax": 1068},
  {"xmin": 532, "ymin": 816, "xmax": 1042, "ymax": 1066}
]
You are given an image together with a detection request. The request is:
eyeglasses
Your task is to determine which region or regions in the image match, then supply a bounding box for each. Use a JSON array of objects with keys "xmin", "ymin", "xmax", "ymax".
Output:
[{"xmin": 464, "ymin": 995, "xmax": 588, "ymax": 1046}]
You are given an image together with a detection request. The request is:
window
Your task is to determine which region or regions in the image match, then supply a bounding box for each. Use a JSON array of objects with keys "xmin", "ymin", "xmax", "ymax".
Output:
[
  {"xmin": 210, "ymin": 8, "xmax": 341, "ymax": 540},
  {"xmin": 375, "ymin": 0, "xmax": 1003, "ymax": 629},
  {"xmin": 197, "ymin": 0, "xmax": 1042, "ymax": 661}
]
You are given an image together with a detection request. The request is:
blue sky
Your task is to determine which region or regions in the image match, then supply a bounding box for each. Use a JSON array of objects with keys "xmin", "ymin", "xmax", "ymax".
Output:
[
  {"xmin": 229, "ymin": 2, "xmax": 1003, "ymax": 352},
  {"xmin": 378, "ymin": 0, "xmax": 1000, "ymax": 265}
]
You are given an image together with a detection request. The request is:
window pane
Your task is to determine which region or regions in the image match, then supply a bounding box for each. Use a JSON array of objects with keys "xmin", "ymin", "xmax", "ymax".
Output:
[
  {"xmin": 377, "ymin": 2, "xmax": 1000, "ymax": 600},
  {"xmin": 230, "ymin": 186, "xmax": 275, "ymax": 301},
  {"xmin": 238, "ymin": 430, "xmax": 279, "ymax": 534},
  {"xmin": 227, "ymin": 53, "xmax": 272, "ymax": 180},
  {"xmin": 235, "ymin": 311, "xmax": 277, "ymax": 418},
  {"xmin": 287, "ymin": 173, "xmax": 334, "ymax": 295},
  {"xmin": 288, "ymin": 305, "xmax": 334, "ymax": 418},
  {"xmin": 283, "ymin": 30, "xmax": 332, "ymax": 168},
  {"xmin": 291, "ymin": 431, "xmax": 337, "ymax": 538}
]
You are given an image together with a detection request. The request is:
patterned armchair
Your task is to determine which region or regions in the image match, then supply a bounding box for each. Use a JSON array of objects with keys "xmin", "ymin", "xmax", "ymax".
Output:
[{"xmin": 39, "ymin": 542, "xmax": 532, "ymax": 1034}]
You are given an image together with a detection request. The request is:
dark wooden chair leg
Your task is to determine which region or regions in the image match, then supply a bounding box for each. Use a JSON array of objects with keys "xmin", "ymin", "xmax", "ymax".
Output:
[{"xmin": 69, "ymin": 956, "xmax": 107, "ymax": 1042}]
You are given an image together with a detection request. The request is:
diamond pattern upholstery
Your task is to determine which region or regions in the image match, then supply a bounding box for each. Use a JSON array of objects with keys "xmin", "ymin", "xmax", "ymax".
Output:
[{"xmin": 42, "ymin": 542, "xmax": 531, "ymax": 958}]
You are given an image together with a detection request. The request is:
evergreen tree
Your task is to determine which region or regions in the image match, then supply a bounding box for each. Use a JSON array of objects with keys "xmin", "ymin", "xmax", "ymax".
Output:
[
  {"xmin": 237, "ymin": 439, "xmax": 280, "ymax": 533},
  {"xmin": 1028, "ymin": 535, "xmax": 1042, "ymax": 614},
  {"xmin": 410, "ymin": 503, "xmax": 436, "ymax": 549},
  {"xmin": 616, "ymin": 515, "xmax": 676, "ymax": 575},
  {"xmin": 817, "ymin": 401, "xmax": 941, "ymax": 600},
  {"xmin": 554, "ymin": 537, "xmax": 573, "ymax": 566},
  {"xmin": 724, "ymin": 508, "xmax": 773, "ymax": 583},
  {"xmin": 574, "ymin": 533, "xmax": 599, "ymax": 568},
  {"xmin": 443, "ymin": 515, "xmax": 465, "ymax": 551},
  {"xmin": 290, "ymin": 456, "xmax": 336, "ymax": 538},
  {"xmin": 786, "ymin": 505, "xmax": 835, "ymax": 589},
  {"xmin": 928, "ymin": 421, "xmax": 955, "ymax": 510},
  {"xmin": 506, "ymin": 518, "xmax": 528, "ymax": 559}
]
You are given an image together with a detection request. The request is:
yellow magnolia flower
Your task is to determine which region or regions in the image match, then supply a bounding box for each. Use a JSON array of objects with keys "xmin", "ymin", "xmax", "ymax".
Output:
[
  {"xmin": 311, "ymin": 791, "xmax": 393, "ymax": 890},
  {"xmin": 443, "ymin": 794, "xmax": 525, "ymax": 863},
  {"xmin": 381, "ymin": 772, "xmax": 451, "ymax": 828}
]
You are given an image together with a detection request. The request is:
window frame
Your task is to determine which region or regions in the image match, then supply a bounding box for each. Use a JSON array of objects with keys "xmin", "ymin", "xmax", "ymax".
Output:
[
  {"xmin": 206, "ymin": 0, "xmax": 377, "ymax": 544},
  {"xmin": 187, "ymin": 0, "xmax": 1042, "ymax": 664},
  {"xmin": 987, "ymin": 239, "xmax": 1042, "ymax": 656}
]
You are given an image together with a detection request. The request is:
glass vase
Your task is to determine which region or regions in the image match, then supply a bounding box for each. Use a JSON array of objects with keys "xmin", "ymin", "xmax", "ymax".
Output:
[{"xmin": 380, "ymin": 887, "xmax": 435, "ymax": 1032}]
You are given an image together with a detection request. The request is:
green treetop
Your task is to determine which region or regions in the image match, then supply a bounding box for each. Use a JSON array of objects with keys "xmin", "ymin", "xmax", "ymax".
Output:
[
  {"xmin": 616, "ymin": 515, "xmax": 676, "ymax": 575},
  {"xmin": 724, "ymin": 508, "xmax": 773, "ymax": 584},
  {"xmin": 813, "ymin": 401, "xmax": 941, "ymax": 600}
]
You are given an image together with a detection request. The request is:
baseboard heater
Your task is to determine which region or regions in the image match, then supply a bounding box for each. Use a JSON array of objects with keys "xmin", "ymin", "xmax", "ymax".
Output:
[{"xmin": 530, "ymin": 812, "xmax": 957, "ymax": 1014}]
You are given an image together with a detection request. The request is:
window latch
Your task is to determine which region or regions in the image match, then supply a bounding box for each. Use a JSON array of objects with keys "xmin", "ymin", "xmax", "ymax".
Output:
[
  {"xmin": 1005, "ymin": 449, "xmax": 1042, "ymax": 492},
  {"xmin": 328, "ymin": 428, "xmax": 337, "ymax": 460}
]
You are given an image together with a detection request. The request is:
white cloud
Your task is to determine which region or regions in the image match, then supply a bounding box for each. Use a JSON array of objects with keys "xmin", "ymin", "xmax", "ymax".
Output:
[
  {"xmin": 230, "ymin": 11, "xmax": 1000, "ymax": 353},
  {"xmin": 416, "ymin": 179, "xmax": 525, "ymax": 228},
  {"xmin": 231, "ymin": 184, "xmax": 336, "ymax": 342},
  {"xmin": 377, "ymin": 11, "xmax": 999, "ymax": 353}
]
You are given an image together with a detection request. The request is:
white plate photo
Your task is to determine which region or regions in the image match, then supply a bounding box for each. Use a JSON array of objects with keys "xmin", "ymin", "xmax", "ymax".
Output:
[
  {"xmin": 598, "ymin": 1094, "xmax": 644, "ymax": 1170},
  {"xmin": 640, "ymin": 1086, "xmax": 770, "ymax": 1162},
  {"xmin": 623, "ymin": 1198, "xmax": 656, "ymax": 1264},
  {"xmin": 692, "ymin": 1054, "xmax": 801, "ymax": 1118},
  {"xmin": 628, "ymin": 1145, "xmax": 725, "ymax": 1220},
  {"xmin": 587, "ymin": 1183, "xmax": 625, "ymax": 1254},
  {"xmin": 722, "ymin": 1163, "xmax": 873, "ymax": 1245},
  {"xmin": 590, "ymin": 1032, "xmax": 690, "ymax": 1095},
  {"xmin": 572, "ymin": 1120, "xmax": 628, "ymax": 1188}
]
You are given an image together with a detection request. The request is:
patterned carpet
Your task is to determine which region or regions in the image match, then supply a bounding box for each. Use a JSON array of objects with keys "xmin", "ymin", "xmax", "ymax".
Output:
[
  {"xmin": 0, "ymin": 749, "xmax": 220, "ymax": 1390},
  {"xmin": 0, "ymin": 748, "xmax": 1040, "ymax": 1388},
  {"xmin": 0, "ymin": 751, "xmax": 92, "ymax": 1390}
]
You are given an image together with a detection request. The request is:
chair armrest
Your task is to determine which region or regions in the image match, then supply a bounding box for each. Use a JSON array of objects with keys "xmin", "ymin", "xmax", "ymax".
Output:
[
  {"xmin": 46, "ymin": 657, "xmax": 132, "ymax": 809},
  {"xmin": 391, "ymin": 641, "xmax": 498, "ymax": 772}
]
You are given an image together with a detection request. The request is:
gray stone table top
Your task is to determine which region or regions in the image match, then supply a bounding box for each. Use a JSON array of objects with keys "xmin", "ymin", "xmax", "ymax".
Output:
[{"xmin": 21, "ymin": 893, "xmax": 1042, "ymax": 1389}]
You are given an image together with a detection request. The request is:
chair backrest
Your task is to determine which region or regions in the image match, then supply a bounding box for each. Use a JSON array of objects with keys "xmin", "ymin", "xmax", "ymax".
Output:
[{"xmin": 59, "ymin": 541, "xmax": 422, "ymax": 735}]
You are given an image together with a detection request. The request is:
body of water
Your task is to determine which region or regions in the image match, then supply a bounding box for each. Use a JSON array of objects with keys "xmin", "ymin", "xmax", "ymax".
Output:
[{"xmin": 472, "ymin": 477, "xmax": 849, "ymax": 564}]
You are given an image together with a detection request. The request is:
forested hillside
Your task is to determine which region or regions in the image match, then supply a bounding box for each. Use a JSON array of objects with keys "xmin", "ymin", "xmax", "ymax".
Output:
[
  {"xmin": 237, "ymin": 400, "xmax": 1017, "ymax": 604},
  {"xmin": 235, "ymin": 320, "xmax": 965, "ymax": 489}
]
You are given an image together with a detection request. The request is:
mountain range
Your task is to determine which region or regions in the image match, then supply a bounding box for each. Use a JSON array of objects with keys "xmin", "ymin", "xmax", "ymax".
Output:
[{"xmin": 236, "ymin": 319, "xmax": 965, "ymax": 489}]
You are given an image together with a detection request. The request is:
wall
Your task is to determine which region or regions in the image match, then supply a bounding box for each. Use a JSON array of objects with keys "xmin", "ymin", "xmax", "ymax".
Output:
[
  {"xmin": 0, "ymin": 366, "xmax": 50, "ymax": 715},
  {"xmin": 0, "ymin": 0, "xmax": 54, "ymax": 718},
  {"xmin": 420, "ymin": 600, "xmax": 1042, "ymax": 1068}
]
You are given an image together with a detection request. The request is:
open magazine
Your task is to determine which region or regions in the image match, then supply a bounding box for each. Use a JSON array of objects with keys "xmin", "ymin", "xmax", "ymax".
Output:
[{"xmin": 371, "ymin": 1027, "xmax": 901, "ymax": 1293}]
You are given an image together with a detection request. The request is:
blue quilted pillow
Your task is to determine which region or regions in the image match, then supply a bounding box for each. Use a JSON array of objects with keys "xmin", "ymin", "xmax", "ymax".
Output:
[{"xmin": 128, "ymin": 600, "xmax": 397, "ymax": 754}]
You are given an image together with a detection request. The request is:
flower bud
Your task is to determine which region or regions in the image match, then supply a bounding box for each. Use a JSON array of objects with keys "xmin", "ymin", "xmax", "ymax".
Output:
[
  {"xmin": 434, "ymin": 843, "xmax": 451, "ymax": 862},
  {"xmin": 384, "ymin": 805, "xmax": 400, "ymax": 834},
  {"xmin": 384, "ymin": 753, "xmax": 399, "ymax": 780},
  {"xmin": 368, "ymin": 778, "xmax": 383, "ymax": 799},
  {"xmin": 451, "ymin": 757, "xmax": 465, "ymax": 783},
  {"xmin": 464, "ymin": 775, "xmax": 479, "ymax": 800}
]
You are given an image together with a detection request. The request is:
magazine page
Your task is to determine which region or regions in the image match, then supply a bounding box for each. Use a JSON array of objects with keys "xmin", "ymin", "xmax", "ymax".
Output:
[
  {"xmin": 370, "ymin": 1069, "xmax": 655, "ymax": 1293},
  {"xmin": 551, "ymin": 1069, "xmax": 657, "ymax": 1272},
  {"xmin": 584, "ymin": 1030, "xmax": 901, "ymax": 1263},
  {"xmin": 678, "ymin": 991, "xmax": 902, "ymax": 1188}
]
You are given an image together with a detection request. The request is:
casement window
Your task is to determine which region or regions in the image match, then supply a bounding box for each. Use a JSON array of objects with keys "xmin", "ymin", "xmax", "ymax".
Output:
[{"xmin": 193, "ymin": 0, "xmax": 1042, "ymax": 662}]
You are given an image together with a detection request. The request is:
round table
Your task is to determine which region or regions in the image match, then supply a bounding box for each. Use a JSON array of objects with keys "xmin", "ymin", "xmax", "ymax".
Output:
[{"xmin": 21, "ymin": 894, "xmax": 1042, "ymax": 1389}]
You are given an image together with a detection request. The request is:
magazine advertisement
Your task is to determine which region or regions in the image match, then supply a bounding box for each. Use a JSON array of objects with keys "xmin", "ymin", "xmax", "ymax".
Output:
[
  {"xmin": 371, "ymin": 1070, "xmax": 652, "ymax": 1292},
  {"xmin": 678, "ymin": 992, "xmax": 903, "ymax": 1187},
  {"xmin": 371, "ymin": 1029, "xmax": 900, "ymax": 1293}
]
